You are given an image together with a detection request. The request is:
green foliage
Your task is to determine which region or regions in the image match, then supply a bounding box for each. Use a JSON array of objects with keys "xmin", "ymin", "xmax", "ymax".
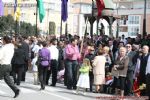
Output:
[
  {"xmin": 49, "ymin": 21, "xmax": 56, "ymax": 34},
  {"xmin": 0, "ymin": 15, "xmax": 39, "ymax": 36}
]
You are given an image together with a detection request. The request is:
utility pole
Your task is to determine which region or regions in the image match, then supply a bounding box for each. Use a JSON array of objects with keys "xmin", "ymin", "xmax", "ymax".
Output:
[
  {"xmin": 36, "ymin": 0, "xmax": 38, "ymax": 36},
  {"xmin": 90, "ymin": 0, "xmax": 94, "ymax": 40},
  {"xmin": 116, "ymin": 0, "xmax": 119, "ymax": 38},
  {"xmin": 143, "ymin": 0, "xmax": 147, "ymax": 38}
]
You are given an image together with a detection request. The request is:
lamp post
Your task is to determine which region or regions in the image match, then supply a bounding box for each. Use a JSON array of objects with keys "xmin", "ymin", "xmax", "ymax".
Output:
[
  {"xmin": 90, "ymin": 0, "xmax": 96, "ymax": 41},
  {"xmin": 116, "ymin": 0, "xmax": 119, "ymax": 38},
  {"xmin": 90, "ymin": 0, "xmax": 94, "ymax": 40},
  {"xmin": 143, "ymin": 0, "xmax": 147, "ymax": 38},
  {"xmin": 35, "ymin": 0, "xmax": 38, "ymax": 36}
]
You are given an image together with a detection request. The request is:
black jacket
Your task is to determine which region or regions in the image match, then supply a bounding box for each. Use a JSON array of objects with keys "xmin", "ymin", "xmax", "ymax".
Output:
[{"xmin": 11, "ymin": 47, "xmax": 26, "ymax": 65}]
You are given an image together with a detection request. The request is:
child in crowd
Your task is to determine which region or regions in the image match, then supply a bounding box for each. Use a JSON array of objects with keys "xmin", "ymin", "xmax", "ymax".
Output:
[
  {"xmin": 31, "ymin": 56, "xmax": 38, "ymax": 85},
  {"xmin": 75, "ymin": 58, "xmax": 91, "ymax": 95}
]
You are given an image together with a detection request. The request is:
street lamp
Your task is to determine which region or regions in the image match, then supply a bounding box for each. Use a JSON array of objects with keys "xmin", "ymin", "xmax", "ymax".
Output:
[
  {"xmin": 90, "ymin": 0, "xmax": 96, "ymax": 40},
  {"xmin": 143, "ymin": 0, "xmax": 147, "ymax": 38}
]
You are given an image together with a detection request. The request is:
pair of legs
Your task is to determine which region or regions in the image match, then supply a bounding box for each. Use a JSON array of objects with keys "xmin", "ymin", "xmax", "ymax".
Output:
[
  {"xmin": 115, "ymin": 76, "xmax": 126, "ymax": 97},
  {"xmin": 46, "ymin": 60, "xmax": 58, "ymax": 86},
  {"xmin": 12, "ymin": 64, "xmax": 24, "ymax": 85},
  {"xmin": 95, "ymin": 85, "xmax": 101, "ymax": 93},
  {"xmin": 33, "ymin": 71, "xmax": 39, "ymax": 85},
  {"xmin": 66, "ymin": 60, "xmax": 78, "ymax": 89},
  {"xmin": 38, "ymin": 65, "xmax": 48, "ymax": 90},
  {"xmin": 0, "ymin": 65, "xmax": 20, "ymax": 98},
  {"xmin": 76, "ymin": 87, "xmax": 86, "ymax": 95}
]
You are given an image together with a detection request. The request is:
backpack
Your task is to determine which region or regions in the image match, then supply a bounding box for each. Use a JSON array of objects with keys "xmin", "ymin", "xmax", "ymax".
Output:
[{"xmin": 36, "ymin": 49, "xmax": 50, "ymax": 67}]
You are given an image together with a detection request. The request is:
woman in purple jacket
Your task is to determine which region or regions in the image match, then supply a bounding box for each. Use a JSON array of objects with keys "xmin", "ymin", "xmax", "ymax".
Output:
[{"xmin": 38, "ymin": 41, "xmax": 51, "ymax": 90}]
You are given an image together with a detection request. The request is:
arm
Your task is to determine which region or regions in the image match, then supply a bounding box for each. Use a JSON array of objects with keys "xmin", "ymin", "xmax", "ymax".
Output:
[
  {"xmin": 116, "ymin": 57, "xmax": 129, "ymax": 70},
  {"xmin": 0, "ymin": 48, "xmax": 4, "ymax": 60},
  {"xmin": 92, "ymin": 56, "xmax": 97, "ymax": 67},
  {"xmin": 79, "ymin": 66, "xmax": 90, "ymax": 73},
  {"xmin": 65, "ymin": 45, "xmax": 74, "ymax": 57}
]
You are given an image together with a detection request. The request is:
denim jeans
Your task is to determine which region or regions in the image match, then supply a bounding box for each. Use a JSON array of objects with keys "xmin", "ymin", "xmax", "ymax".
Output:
[{"xmin": 66, "ymin": 59, "xmax": 78, "ymax": 89}]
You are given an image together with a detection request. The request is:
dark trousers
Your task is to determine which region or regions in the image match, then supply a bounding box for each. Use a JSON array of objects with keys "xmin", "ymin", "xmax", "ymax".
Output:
[
  {"xmin": 126, "ymin": 70, "xmax": 134, "ymax": 95},
  {"xmin": 0, "ymin": 65, "xmax": 19, "ymax": 93},
  {"xmin": 46, "ymin": 69, "xmax": 51, "ymax": 85},
  {"xmin": 38, "ymin": 65, "xmax": 48, "ymax": 89},
  {"xmin": 89, "ymin": 71, "xmax": 94, "ymax": 92},
  {"xmin": 12, "ymin": 64, "xmax": 24, "ymax": 85},
  {"xmin": 66, "ymin": 60, "xmax": 78, "ymax": 89},
  {"xmin": 50, "ymin": 60, "xmax": 58, "ymax": 86},
  {"xmin": 139, "ymin": 74, "xmax": 146, "ymax": 96},
  {"xmin": 146, "ymin": 74, "xmax": 150, "ymax": 100},
  {"xmin": 22, "ymin": 63, "xmax": 28, "ymax": 81},
  {"xmin": 64, "ymin": 60, "xmax": 67, "ymax": 86}
]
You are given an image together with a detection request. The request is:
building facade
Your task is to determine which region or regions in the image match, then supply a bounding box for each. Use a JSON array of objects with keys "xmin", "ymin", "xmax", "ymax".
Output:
[
  {"xmin": 3, "ymin": 0, "xmax": 74, "ymax": 36},
  {"xmin": 113, "ymin": 0, "xmax": 150, "ymax": 37}
]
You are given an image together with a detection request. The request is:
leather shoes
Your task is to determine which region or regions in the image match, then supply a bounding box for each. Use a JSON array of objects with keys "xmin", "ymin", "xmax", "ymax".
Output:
[
  {"xmin": 14, "ymin": 89, "xmax": 20, "ymax": 98},
  {"xmin": 50, "ymin": 84, "xmax": 55, "ymax": 87}
]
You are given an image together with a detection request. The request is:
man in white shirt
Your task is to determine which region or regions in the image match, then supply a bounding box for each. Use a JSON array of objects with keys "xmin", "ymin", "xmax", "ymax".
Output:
[
  {"xmin": 46, "ymin": 38, "xmax": 59, "ymax": 86},
  {"xmin": 0, "ymin": 36, "xmax": 20, "ymax": 98}
]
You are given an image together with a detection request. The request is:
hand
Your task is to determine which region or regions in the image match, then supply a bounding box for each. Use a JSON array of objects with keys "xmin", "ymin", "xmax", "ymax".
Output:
[
  {"xmin": 113, "ymin": 67, "xmax": 117, "ymax": 71},
  {"xmin": 48, "ymin": 67, "xmax": 51, "ymax": 70},
  {"xmin": 113, "ymin": 65, "xmax": 118, "ymax": 70}
]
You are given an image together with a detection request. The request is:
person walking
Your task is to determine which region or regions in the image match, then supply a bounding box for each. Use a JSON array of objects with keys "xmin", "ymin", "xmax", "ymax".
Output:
[
  {"xmin": 11, "ymin": 42, "xmax": 26, "ymax": 86},
  {"xmin": 0, "ymin": 36, "xmax": 20, "ymax": 98},
  {"xmin": 38, "ymin": 41, "xmax": 51, "ymax": 90}
]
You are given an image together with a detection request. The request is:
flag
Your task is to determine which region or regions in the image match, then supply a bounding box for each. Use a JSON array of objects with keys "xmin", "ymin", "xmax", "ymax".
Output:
[
  {"xmin": 37, "ymin": 0, "xmax": 45, "ymax": 23},
  {"xmin": 0, "ymin": 0, "xmax": 4, "ymax": 16},
  {"xmin": 96, "ymin": 0, "xmax": 105, "ymax": 17},
  {"xmin": 61, "ymin": 0, "xmax": 68, "ymax": 22},
  {"xmin": 14, "ymin": 0, "xmax": 21, "ymax": 21}
]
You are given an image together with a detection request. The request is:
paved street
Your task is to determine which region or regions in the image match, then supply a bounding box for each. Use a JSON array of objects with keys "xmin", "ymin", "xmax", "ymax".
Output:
[{"xmin": 0, "ymin": 72, "xmax": 112, "ymax": 100}]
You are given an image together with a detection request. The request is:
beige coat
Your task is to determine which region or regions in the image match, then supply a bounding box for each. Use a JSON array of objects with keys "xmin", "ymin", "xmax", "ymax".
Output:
[{"xmin": 92, "ymin": 55, "xmax": 106, "ymax": 75}]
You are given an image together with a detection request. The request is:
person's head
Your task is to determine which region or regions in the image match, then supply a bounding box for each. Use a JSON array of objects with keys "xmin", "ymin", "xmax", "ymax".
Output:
[
  {"xmin": 122, "ymin": 34, "xmax": 125, "ymax": 39},
  {"xmin": 42, "ymin": 41, "xmax": 47, "ymax": 47},
  {"xmin": 50, "ymin": 38, "xmax": 57, "ymax": 45},
  {"xmin": 132, "ymin": 44, "xmax": 139, "ymax": 51},
  {"xmin": 119, "ymin": 47, "xmax": 127, "ymax": 57},
  {"xmin": 83, "ymin": 58, "xmax": 90, "ymax": 66},
  {"xmin": 58, "ymin": 41, "xmax": 64, "ymax": 48},
  {"xmin": 97, "ymin": 48, "xmax": 103, "ymax": 55},
  {"xmin": 3, "ymin": 36, "xmax": 12, "ymax": 44},
  {"xmin": 118, "ymin": 42, "xmax": 125, "ymax": 48},
  {"xmin": 103, "ymin": 46, "xmax": 110, "ymax": 54},
  {"xmin": 126, "ymin": 43, "xmax": 132, "ymax": 52},
  {"xmin": 142, "ymin": 45, "xmax": 149, "ymax": 55},
  {"xmin": 70, "ymin": 38, "xmax": 78, "ymax": 46},
  {"xmin": 108, "ymin": 40, "xmax": 113, "ymax": 46}
]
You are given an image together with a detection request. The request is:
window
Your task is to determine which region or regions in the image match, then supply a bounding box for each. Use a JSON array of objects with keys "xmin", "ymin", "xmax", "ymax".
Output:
[
  {"xmin": 128, "ymin": 15, "xmax": 141, "ymax": 37},
  {"xmin": 128, "ymin": 15, "xmax": 140, "ymax": 24},
  {"xmin": 81, "ymin": 4, "xmax": 91, "ymax": 14},
  {"xmin": 128, "ymin": 26, "xmax": 139, "ymax": 36}
]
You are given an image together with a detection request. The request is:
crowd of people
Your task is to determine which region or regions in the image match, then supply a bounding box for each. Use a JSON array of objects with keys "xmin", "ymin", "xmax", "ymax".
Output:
[{"xmin": 0, "ymin": 33, "xmax": 150, "ymax": 99}]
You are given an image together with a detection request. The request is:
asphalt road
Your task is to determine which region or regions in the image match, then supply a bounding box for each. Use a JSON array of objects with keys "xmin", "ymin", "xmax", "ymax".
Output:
[{"xmin": 0, "ymin": 72, "xmax": 146, "ymax": 100}]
